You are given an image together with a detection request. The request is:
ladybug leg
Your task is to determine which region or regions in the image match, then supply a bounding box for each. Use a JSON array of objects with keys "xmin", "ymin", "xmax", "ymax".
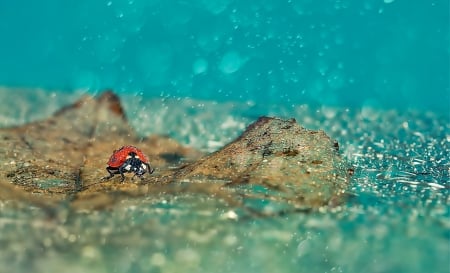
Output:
[
  {"xmin": 103, "ymin": 166, "xmax": 117, "ymax": 180},
  {"xmin": 118, "ymin": 165, "xmax": 126, "ymax": 182},
  {"xmin": 131, "ymin": 170, "xmax": 142, "ymax": 181},
  {"xmin": 146, "ymin": 163, "xmax": 154, "ymax": 174}
]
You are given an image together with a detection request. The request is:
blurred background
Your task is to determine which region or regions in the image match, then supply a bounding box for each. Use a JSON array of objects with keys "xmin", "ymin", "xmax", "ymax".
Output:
[{"xmin": 0, "ymin": 0, "xmax": 448, "ymax": 113}]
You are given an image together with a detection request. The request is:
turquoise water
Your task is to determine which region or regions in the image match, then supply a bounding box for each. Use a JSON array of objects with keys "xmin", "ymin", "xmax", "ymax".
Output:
[
  {"xmin": 0, "ymin": 1, "xmax": 449, "ymax": 273},
  {"xmin": 0, "ymin": 0, "xmax": 448, "ymax": 112}
]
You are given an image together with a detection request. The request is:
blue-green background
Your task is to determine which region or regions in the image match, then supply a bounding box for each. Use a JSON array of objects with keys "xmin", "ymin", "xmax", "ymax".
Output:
[{"xmin": 0, "ymin": 0, "xmax": 448, "ymax": 113}]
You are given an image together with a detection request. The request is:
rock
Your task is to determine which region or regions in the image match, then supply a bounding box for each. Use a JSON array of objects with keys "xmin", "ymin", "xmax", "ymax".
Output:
[
  {"xmin": 174, "ymin": 117, "xmax": 348, "ymax": 210},
  {"xmin": 0, "ymin": 91, "xmax": 202, "ymax": 209},
  {"xmin": 0, "ymin": 91, "xmax": 349, "ymax": 213}
]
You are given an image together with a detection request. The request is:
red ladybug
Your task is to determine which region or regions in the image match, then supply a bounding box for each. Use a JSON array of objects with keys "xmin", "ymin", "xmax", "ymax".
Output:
[{"xmin": 104, "ymin": 145, "xmax": 154, "ymax": 182}]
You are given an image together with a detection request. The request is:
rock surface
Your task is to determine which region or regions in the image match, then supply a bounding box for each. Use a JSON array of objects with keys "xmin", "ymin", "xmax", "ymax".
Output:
[
  {"xmin": 175, "ymin": 117, "xmax": 347, "ymax": 210},
  {"xmin": 0, "ymin": 91, "xmax": 349, "ymax": 212}
]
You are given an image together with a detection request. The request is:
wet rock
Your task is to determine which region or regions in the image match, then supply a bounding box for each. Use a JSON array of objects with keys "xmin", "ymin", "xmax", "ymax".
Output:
[
  {"xmin": 0, "ymin": 91, "xmax": 202, "ymax": 209},
  {"xmin": 0, "ymin": 91, "xmax": 349, "ymax": 212},
  {"xmin": 174, "ymin": 117, "xmax": 348, "ymax": 210}
]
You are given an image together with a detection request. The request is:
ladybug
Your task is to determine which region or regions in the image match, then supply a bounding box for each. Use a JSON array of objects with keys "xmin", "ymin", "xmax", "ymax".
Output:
[{"xmin": 103, "ymin": 145, "xmax": 154, "ymax": 182}]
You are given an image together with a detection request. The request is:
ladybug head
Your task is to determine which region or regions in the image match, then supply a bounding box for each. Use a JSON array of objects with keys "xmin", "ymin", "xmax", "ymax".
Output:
[{"xmin": 123, "ymin": 151, "xmax": 148, "ymax": 176}]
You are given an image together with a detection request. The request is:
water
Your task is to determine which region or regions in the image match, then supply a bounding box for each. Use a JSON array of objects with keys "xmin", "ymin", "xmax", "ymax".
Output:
[
  {"xmin": 0, "ymin": 93, "xmax": 448, "ymax": 273},
  {"xmin": 0, "ymin": 1, "xmax": 449, "ymax": 272},
  {"xmin": 0, "ymin": 1, "xmax": 448, "ymax": 112}
]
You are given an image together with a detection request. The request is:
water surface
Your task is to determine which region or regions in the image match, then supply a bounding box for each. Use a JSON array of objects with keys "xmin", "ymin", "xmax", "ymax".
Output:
[{"xmin": 0, "ymin": 93, "xmax": 448, "ymax": 273}]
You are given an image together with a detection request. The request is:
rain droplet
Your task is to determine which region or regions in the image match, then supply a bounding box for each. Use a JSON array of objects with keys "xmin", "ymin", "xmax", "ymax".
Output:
[
  {"xmin": 219, "ymin": 51, "xmax": 244, "ymax": 74},
  {"xmin": 327, "ymin": 70, "xmax": 345, "ymax": 90},
  {"xmin": 193, "ymin": 58, "xmax": 208, "ymax": 74}
]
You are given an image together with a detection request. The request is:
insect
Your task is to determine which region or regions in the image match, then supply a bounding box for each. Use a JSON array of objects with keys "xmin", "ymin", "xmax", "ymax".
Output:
[{"xmin": 103, "ymin": 145, "xmax": 154, "ymax": 182}]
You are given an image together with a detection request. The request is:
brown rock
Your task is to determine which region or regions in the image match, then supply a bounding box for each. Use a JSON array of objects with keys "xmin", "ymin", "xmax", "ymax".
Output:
[
  {"xmin": 174, "ymin": 117, "xmax": 348, "ymax": 210},
  {"xmin": 0, "ymin": 91, "xmax": 349, "ymax": 213},
  {"xmin": 0, "ymin": 91, "xmax": 202, "ymax": 209}
]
